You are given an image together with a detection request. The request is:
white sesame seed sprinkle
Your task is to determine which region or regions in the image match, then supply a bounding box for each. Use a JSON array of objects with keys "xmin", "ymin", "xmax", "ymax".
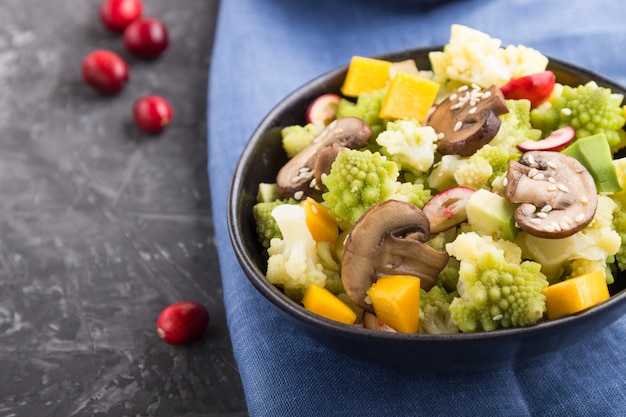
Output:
[
  {"xmin": 531, "ymin": 218, "xmax": 542, "ymax": 225},
  {"xmin": 534, "ymin": 173, "xmax": 545, "ymax": 181},
  {"xmin": 536, "ymin": 212, "xmax": 548, "ymax": 218},
  {"xmin": 454, "ymin": 121, "xmax": 463, "ymax": 132},
  {"xmin": 548, "ymin": 177, "xmax": 557, "ymax": 184},
  {"xmin": 558, "ymin": 183, "xmax": 570, "ymax": 193},
  {"xmin": 493, "ymin": 314, "xmax": 503, "ymax": 321},
  {"xmin": 547, "ymin": 161, "xmax": 558, "ymax": 169},
  {"xmin": 527, "ymin": 154, "xmax": 535, "ymax": 166},
  {"xmin": 561, "ymin": 108, "xmax": 573, "ymax": 116},
  {"xmin": 503, "ymin": 177, "xmax": 508, "ymax": 186},
  {"xmin": 580, "ymin": 196, "xmax": 589, "ymax": 204},
  {"xmin": 294, "ymin": 190, "xmax": 304, "ymax": 200},
  {"xmin": 541, "ymin": 205, "xmax": 552, "ymax": 212},
  {"xmin": 469, "ymin": 106, "xmax": 477, "ymax": 114},
  {"xmin": 548, "ymin": 185, "xmax": 557, "ymax": 192},
  {"xmin": 575, "ymin": 213, "xmax": 585, "ymax": 222}
]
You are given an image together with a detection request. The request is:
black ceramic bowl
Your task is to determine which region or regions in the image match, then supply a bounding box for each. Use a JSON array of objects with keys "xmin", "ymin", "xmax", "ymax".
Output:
[{"xmin": 228, "ymin": 46, "xmax": 626, "ymax": 371}]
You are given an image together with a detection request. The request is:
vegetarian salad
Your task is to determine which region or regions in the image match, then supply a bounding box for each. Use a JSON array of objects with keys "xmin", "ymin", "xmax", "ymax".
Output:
[{"xmin": 252, "ymin": 24, "xmax": 626, "ymax": 334}]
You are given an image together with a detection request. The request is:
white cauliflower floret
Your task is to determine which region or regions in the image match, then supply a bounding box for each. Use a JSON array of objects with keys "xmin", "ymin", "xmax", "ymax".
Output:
[
  {"xmin": 375, "ymin": 119, "xmax": 437, "ymax": 175},
  {"xmin": 429, "ymin": 24, "xmax": 548, "ymax": 88},
  {"xmin": 267, "ymin": 204, "xmax": 327, "ymax": 301}
]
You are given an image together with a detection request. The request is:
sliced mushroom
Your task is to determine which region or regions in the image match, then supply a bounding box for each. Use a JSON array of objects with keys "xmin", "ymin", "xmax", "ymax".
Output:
[
  {"xmin": 427, "ymin": 85, "xmax": 508, "ymax": 157},
  {"xmin": 504, "ymin": 151, "xmax": 598, "ymax": 238},
  {"xmin": 276, "ymin": 117, "xmax": 372, "ymax": 199},
  {"xmin": 341, "ymin": 200, "xmax": 449, "ymax": 312}
]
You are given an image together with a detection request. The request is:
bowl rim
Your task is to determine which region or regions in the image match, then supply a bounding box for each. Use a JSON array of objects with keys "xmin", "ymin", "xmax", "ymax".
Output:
[{"xmin": 228, "ymin": 45, "xmax": 626, "ymax": 344}]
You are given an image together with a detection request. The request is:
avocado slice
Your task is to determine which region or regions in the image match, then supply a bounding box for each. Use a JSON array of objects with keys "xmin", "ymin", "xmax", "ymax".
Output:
[
  {"xmin": 466, "ymin": 189, "xmax": 518, "ymax": 241},
  {"xmin": 562, "ymin": 133, "xmax": 622, "ymax": 193}
]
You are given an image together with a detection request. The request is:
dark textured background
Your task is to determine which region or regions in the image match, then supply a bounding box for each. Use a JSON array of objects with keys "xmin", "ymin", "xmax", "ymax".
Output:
[{"xmin": 0, "ymin": 0, "xmax": 249, "ymax": 415}]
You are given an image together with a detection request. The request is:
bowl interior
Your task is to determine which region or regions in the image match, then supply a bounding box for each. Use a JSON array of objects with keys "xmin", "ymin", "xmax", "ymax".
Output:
[{"xmin": 228, "ymin": 47, "xmax": 626, "ymax": 370}]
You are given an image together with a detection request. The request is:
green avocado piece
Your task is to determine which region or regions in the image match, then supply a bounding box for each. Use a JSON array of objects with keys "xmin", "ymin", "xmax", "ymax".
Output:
[
  {"xmin": 562, "ymin": 133, "xmax": 622, "ymax": 193},
  {"xmin": 466, "ymin": 189, "xmax": 518, "ymax": 241}
]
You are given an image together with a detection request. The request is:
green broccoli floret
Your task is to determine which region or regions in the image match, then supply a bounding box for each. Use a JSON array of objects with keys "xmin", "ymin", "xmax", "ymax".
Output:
[
  {"xmin": 281, "ymin": 123, "xmax": 319, "ymax": 158},
  {"xmin": 336, "ymin": 88, "xmax": 387, "ymax": 141},
  {"xmin": 322, "ymin": 148, "xmax": 431, "ymax": 226},
  {"xmin": 491, "ymin": 99, "xmax": 542, "ymax": 153},
  {"xmin": 446, "ymin": 232, "xmax": 548, "ymax": 332},
  {"xmin": 266, "ymin": 204, "xmax": 329, "ymax": 302},
  {"xmin": 419, "ymin": 286, "xmax": 460, "ymax": 334},
  {"xmin": 530, "ymin": 81, "xmax": 626, "ymax": 153},
  {"xmin": 375, "ymin": 119, "xmax": 438, "ymax": 175}
]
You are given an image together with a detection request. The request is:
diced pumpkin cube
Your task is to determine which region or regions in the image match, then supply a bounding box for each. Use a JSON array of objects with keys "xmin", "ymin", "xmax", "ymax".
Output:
[
  {"xmin": 379, "ymin": 72, "xmax": 440, "ymax": 123},
  {"xmin": 542, "ymin": 270, "xmax": 610, "ymax": 320},
  {"xmin": 301, "ymin": 197, "xmax": 339, "ymax": 243},
  {"xmin": 366, "ymin": 275, "xmax": 421, "ymax": 333},
  {"xmin": 340, "ymin": 56, "xmax": 392, "ymax": 98},
  {"xmin": 302, "ymin": 284, "xmax": 357, "ymax": 325}
]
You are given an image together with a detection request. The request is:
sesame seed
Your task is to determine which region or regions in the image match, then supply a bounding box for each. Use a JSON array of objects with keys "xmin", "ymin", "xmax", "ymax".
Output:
[
  {"xmin": 469, "ymin": 106, "xmax": 477, "ymax": 114},
  {"xmin": 493, "ymin": 314, "xmax": 503, "ymax": 321},
  {"xmin": 543, "ymin": 224, "xmax": 555, "ymax": 233},
  {"xmin": 536, "ymin": 212, "xmax": 548, "ymax": 218},
  {"xmin": 562, "ymin": 216, "xmax": 573, "ymax": 225},
  {"xmin": 548, "ymin": 177, "xmax": 557, "ymax": 184},
  {"xmin": 458, "ymin": 85, "xmax": 469, "ymax": 92},
  {"xmin": 294, "ymin": 190, "xmax": 304, "ymax": 200},
  {"xmin": 527, "ymin": 154, "xmax": 535, "ymax": 166},
  {"xmin": 551, "ymin": 222, "xmax": 562, "ymax": 232},
  {"xmin": 560, "ymin": 221, "xmax": 571, "ymax": 230},
  {"xmin": 548, "ymin": 185, "xmax": 557, "ymax": 192},
  {"xmin": 454, "ymin": 121, "xmax": 463, "ymax": 132},
  {"xmin": 561, "ymin": 108, "xmax": 573, "ymax": 116},
  {"xmin": 528, "ymin": 168, "xmax": 538, "ymax": 178},
  {"xmin": 503, "ymin": 177, "xmax": 508, "ymax": 186},
  {"xmin": 534, "ymin": 173, "xmax": 545, "ymax": 181},
  {"xmin": 450, "ymin": 93, "xmax": 458, "ymax": 100},
  {"xmin": 580, "ymin": 196, "xmax": 589, "ymax": 204},
  {"xmin": 531, "ymin": 218, "xmax": 542, "ymax": 225},
  {"xmin": 482, "ymin": 90, "xmax": 492, "ymax": 99},
  {"xmin": 541, "ymin": 205, "xmax": 552, "ymax": 212},
  {"xmin": 437, "ymin": 132, "xmax": 445, "ymax": 140},
  {"xmin": 547, "ymin": 161, "xmax": 558, "ymax": 169},
  {"xmin": 558, "ymin": 183, "xmax": 570, "ymax": 193},
  {"xmin": 309, "ymin": 178, "xmax": 317, "ymax": 188},
  {"xmin": 575, "ymin": 213, "xmax": 585, "ymax": 222}
]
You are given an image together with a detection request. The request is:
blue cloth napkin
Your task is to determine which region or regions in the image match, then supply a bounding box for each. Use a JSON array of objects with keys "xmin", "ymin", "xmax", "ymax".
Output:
[{"xmin": 208, "ymin": 0, "xmax": 626, "ymax": 415}]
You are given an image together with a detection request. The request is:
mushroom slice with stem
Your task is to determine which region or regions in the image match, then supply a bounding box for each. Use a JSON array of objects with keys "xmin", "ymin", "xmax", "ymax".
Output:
[
  {"xmin": 275, "ymin": 117, "xmax": 372, "ymax": 200},
  {"xmin": 426, "ymin": 84, "xmax": 508, "ymax": 157},
  {"xmin": 341, "ymin": 200, "xmax": 450, "ymax": 312},
  {"xmin": 504, "ymin": 150, "xmax": 598, "ymax": 239}
]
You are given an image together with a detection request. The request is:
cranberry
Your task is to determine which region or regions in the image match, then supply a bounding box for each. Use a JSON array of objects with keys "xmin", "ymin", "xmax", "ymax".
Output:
[
  {"xmin": 133, "ymin": 95, "xmax": 173, "ymax": 133},
  {"xmin": 99, "ymin": 0, "xmax": 143, "ymax": 33},
  {"xmin": 123, "ymin": 17, "xmax": 169, "ymax": 59},
  {"xmin": 157, "ymin": 301, "xmax": 209, "ymax": 345},
  {"xmin": 81, "ymin": 50, "xmax": 129, "ymax": 94}
]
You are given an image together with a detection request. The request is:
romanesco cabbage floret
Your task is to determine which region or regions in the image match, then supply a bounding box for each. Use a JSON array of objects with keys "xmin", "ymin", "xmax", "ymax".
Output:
[
  {"xmin": 375, "ymin": 119, "xmax": 438, "ymax": 175},
  {"xmin": 436, "ymin": 257, "xmax": 461, "ymax": 293},
  {"xmin": 336, "ymin": 88, "xmax": 387, "ymax": 141},
  {"xmin": 515, "ymin": 195, "xmax": 621, "ymax": 284},
  {"xmin": 419, "ymin": 286, "xmax": 460, "ymax": 334},
  {"xmin": 446, "ymin": 232, "xmax": 548, "ymax": 332},
  {"xmin": 322, "ymin": 148, "xmax": 431, "ymax": 226},
  {"xmin": 281, "ymin": 123, "xmax": 318, "ymax": 158},
  {"xmin": 530, "ymin": 81, "xmax": 626, "ymax": 152},
  {"xmin": 491, "ymin": 99, "xmax": 542, "ymax": 153},
  {"xmin": 429, "ymin": 24, "xmax": 548, "ymax": 88},
  {"xmin": 266, "ymin": 204, "xmax": 328, "ymax": 302}
]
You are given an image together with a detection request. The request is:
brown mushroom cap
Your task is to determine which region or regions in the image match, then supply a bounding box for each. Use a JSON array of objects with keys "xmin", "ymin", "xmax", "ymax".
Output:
[
  {"xmin": 504, "ymin": 151, "xmax": 598, "ymax": 238},
  {"xmin": 275, "ymin": 117, "xmax": 372, "ymax": 199},
  {"xmin": 341, "ymin": 200, "xmax": 450, "ymax": 312},
  {"xmin": 427, "ymin": 85, "xmax": 508, "ymax": 157}
]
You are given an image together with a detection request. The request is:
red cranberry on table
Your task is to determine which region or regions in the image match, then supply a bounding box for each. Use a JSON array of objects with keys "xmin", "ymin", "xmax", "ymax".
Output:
[
  {"xmin": 99, "ymin": 0, "xmax": 143, "ymax": 33},
  {"xmin": 123, "ymin": 17, "xmax": 169, "ymax": 59},
  {"xmin": 81, "ymin": 49, "xmax": 129, "ymax": 94},
  {"xmin": 157, "ymin": 301, "xmax": 210, "ymax": 345},
  {"xmin": 133, "ymin": 95, "xmax": 173, "ymax": 133}
]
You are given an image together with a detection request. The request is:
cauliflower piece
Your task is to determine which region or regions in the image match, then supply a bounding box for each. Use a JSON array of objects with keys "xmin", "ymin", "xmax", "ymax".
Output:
[
  {"xmin": 336, "ymin": 88, "xmax": 387, "ymax": 140},
  {"xmin": 429, "ymin": 24, "xmax": 548, "ymax": 88},
  {"xmin": 252, "ymin": 199, "xmax": 295, "ymax": 249},
  {"xmin": 428, "ymin": 145, "xmax": 515, "ymax": 191},
  {"xmin": 446, "ymin": 232, "xmax": 548, "ymax": 332},
  {"xmin": 375, "ymin": 119, "xmax": 438, "ymax": 175},
  {"xmin": 530, "ymin": 81, "xmax": 626, "ymax": 152},
  {"xmin": 281, "ymin": 123, "xmax": 318, "ymax": 158},
  {"xmin": 267, "ymin": 204, "xmax": 328, "ymax": 301},
  {"xmin": 322, "ymin": 148, "xmax": 431, "ymax": 226},
  {"xmin": 516, "ymin": 195, "xmax": 621, "ymax": 284},
  {"xmin": 419, "ymin": 286, "xmax": 460, "ymax": 335}
]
